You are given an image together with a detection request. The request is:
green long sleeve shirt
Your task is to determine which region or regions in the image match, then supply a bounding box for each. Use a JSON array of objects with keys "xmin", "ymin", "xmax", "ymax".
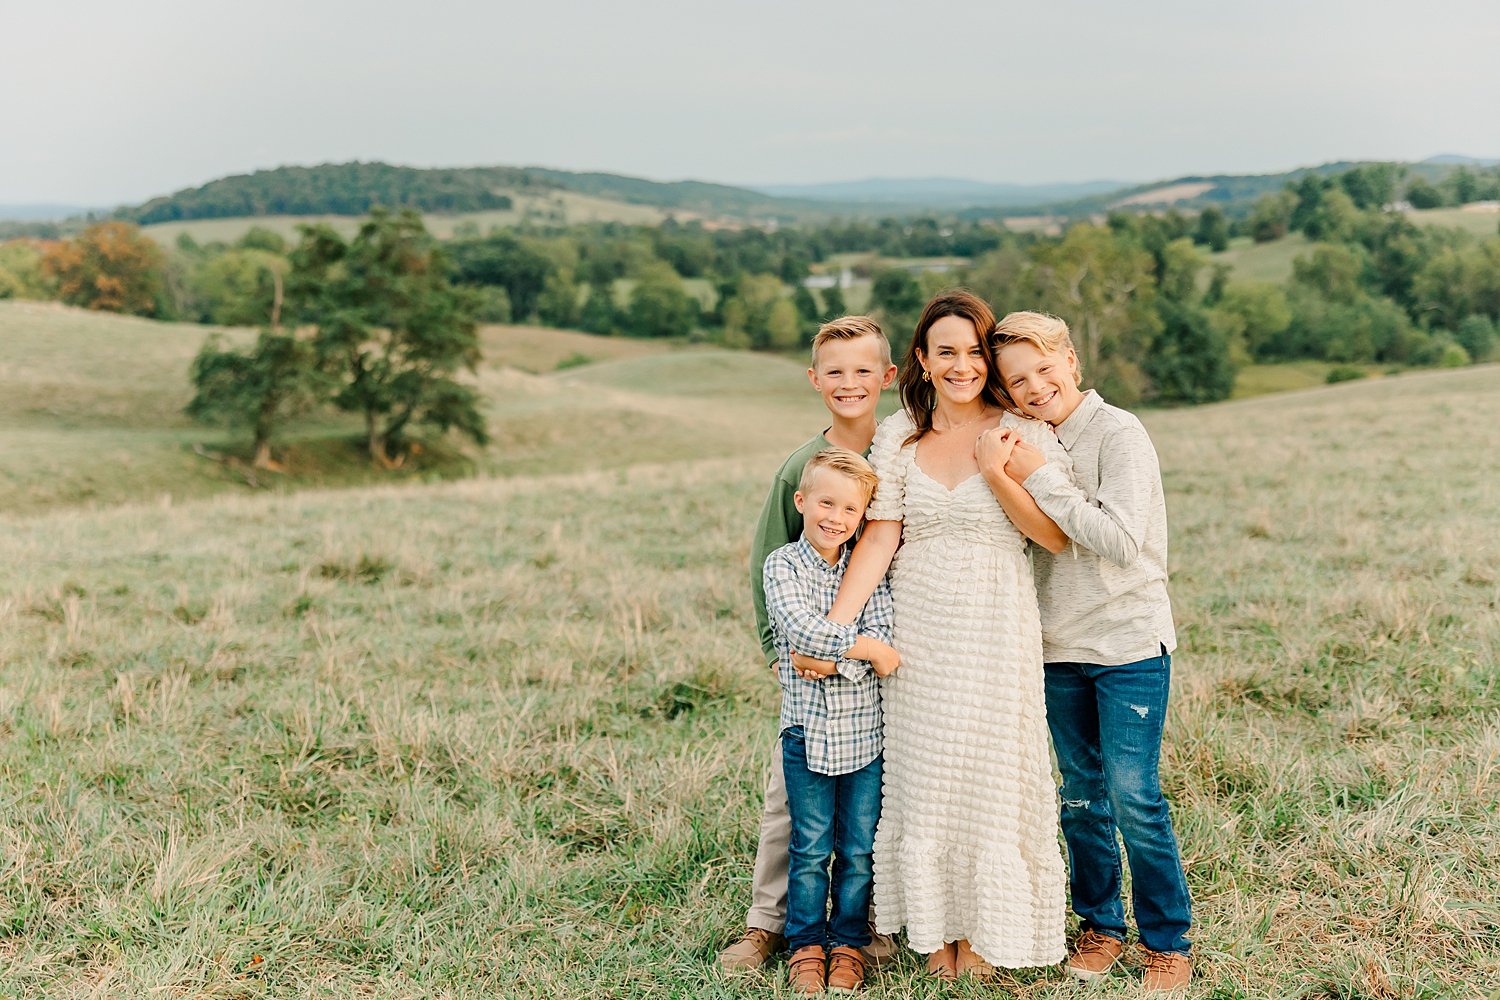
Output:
[{"xmin": 750, "ymin": 431, "xmax": 872, "ymax": 666}]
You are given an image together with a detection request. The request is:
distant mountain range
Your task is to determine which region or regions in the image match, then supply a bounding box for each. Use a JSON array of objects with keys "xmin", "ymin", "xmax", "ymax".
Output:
[
  {"xmin": 2, "ymin": 154, "xmax": 1497, "ymax": 228},
  {"xmin": 1422, "ymin": 154, "xmax": 1500, "ymax": 167},
  {"xmin": 0, "ymin": 203, "xmax": 95, "ymax": 222}
]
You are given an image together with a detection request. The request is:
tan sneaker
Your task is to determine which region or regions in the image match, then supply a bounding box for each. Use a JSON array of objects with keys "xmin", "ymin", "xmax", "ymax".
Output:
[
  {"xmin": 1065, "ymin": 929, "xmax": 1125, "ymax": 980},
  {"xmin": 788, "ymin": 944, "xmax": 827, "ymax": 995},
  {"xmin": 717, "ymin": 927, "xmax": 783, "ymax": 972},
  {"xmin": 826, "ymin": 946, "xmax": 866, "ymax": 993},
  {"xmin": 1140, "ymin": 946, "xmax": 1192, "ymax": 991},
  {"xmin": 861, "ymin": 924, "xmax": 900, "ymax": 968}
]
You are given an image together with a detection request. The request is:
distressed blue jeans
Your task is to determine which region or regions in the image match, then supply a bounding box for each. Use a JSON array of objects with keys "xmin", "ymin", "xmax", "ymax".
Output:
[
  {"xmin": 1044, "ymin": 649, "xmax": 1192, "ymax": 955},
  {"xmin": 780, "ymin": 727, "xmax": 881, "ymax": 952}
]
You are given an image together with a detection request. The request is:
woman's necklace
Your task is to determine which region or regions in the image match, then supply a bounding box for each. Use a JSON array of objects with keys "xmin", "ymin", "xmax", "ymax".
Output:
[{"xmin": 931, "ymin": 407, "xmax": 992, "ymax": 433}]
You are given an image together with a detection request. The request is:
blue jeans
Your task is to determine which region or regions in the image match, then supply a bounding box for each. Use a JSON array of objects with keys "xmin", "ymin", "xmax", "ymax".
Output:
[
  {"xmin": 1044, "ymin": 649, "xmax": 1192, "ymax": 955},
  {"xmin": 780, "ymin": 727, "xmax": 881, "ymax": 952}
]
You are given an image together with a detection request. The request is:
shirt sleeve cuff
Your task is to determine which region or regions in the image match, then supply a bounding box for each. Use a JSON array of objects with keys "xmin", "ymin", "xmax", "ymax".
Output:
[
  {"xmin": 834, "ymin": 657, "xmax": 871, "ymax": 681},
  {"xmin": 1023, "ymin": 463, "xmax": 1069, "ymax": 497}
]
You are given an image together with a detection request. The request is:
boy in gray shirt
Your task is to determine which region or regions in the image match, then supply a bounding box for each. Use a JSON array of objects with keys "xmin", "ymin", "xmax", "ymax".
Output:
[{"xmin": 979, "ymin": 311, "xmax": 1193, "ymax": 993}]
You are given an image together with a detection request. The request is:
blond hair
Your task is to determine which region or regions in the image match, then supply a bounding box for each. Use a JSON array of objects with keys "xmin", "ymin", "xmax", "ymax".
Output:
[
  {"xmin": 810, "ymin": 315, "xmax": 892, "ymax": 370},
  {"xmin": 798, "ymin": 447, "xmax": 879, "ymax": 506},
  {"xmin": 991, "ymin": 311, "xmax": 1082, "ymax": 386}
]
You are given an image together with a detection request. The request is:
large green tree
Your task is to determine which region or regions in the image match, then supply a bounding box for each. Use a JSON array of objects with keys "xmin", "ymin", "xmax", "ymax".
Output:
[
  {"xmin": 185, "ymin": 329, "xmax": 324, "ymax": 469},
  {"xmin": 1023, "ymin": 224, "xmax": 1160, "ymax": 404},
  {"xmin": 1144, "ymin": 300, "xmax": 1236, "ymax": 404},
  {"xmin": 625, "ymin": 263, "xmax": 696, "ymax": 338},
  {"xmin": 287, "ymin": 209, "xmax": 487, "ymax": 466}
]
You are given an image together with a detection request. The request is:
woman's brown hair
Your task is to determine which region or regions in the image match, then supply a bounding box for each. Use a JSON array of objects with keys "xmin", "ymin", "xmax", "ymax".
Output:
[{"xmin": 898, "ymin": 288, "xmax": 1005, "ymax": 444}]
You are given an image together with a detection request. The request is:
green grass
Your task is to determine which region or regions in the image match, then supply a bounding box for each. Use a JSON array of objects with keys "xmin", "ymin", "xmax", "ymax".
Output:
[
  {"xmin": 2, "ymin": 364, "xmax": 1497, "ymax": 997},
  {"xmin": 1405, "ymin": 207, "xmax": 1500, "ymax": 239},
  {"xmin": 479, "ymin": 323, "xmax": 668, "ymax": 375},
  {"xmin": 1230, "ymin": 360, "xmax": 1384, "ymax": 399},
  {"xmin": 1212, "ymin": 234, "xmax": 1312, "ymax": 284},
  {"xmin": 0, "ymin": 303, "xmax": 842, "ymax": 515}
]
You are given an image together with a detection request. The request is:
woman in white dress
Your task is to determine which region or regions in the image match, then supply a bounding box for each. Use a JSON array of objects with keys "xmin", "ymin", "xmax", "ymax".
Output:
[{"xmin": 805, "ymin": 290, "xmax": 1069, "ymax": 979}]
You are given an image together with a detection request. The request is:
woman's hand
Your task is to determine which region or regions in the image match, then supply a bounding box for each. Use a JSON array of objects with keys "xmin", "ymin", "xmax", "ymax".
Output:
[{"xmin": 976, "ymin": 428, "xmax": 1019, "ymax": 485}]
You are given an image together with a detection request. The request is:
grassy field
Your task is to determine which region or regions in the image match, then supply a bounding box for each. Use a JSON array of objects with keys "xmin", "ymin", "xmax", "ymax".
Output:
[
  {"xmin": 3, "ymin": 295, "xmax": 1498, "ymax": 997},
  {"xmin": 1229, "ymin": 360, "xmax": 1384, "ymax": 399},
  {"xmin": 0, "ymin": 302, "xmax": 820, "ymax": 516},
  {"xmin": 1405, "ymin": 207, "xmax": 1500, "ymax": 239},
  {"xmin": 1212, "ymin": 235, "xmax": 1312, "ymax": 285},
  {"xmin": 141, "ymin": 191, "xmax": 673, "ymax": 246}
]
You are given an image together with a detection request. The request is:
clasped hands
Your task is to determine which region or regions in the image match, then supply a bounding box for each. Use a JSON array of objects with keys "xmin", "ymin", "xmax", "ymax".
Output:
[
  {"xmin": 790, "ymin": 643, "xmax": 900, "ymax": 682},
  {"xmin": 975, "ymin": 427, "xmax": 1046, "ymax": 484}
]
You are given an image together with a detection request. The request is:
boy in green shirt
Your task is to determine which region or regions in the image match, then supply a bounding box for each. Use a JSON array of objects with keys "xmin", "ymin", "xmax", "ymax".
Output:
[{"xmin": 719, "ymin": 315, "xmax": 897, "ymax": 972}]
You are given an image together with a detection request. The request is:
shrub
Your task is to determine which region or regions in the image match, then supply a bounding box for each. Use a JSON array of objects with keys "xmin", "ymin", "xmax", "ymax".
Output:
[{"xmin": 1325, "ymin": 366, "xmax": 1366, "ymax": 384}]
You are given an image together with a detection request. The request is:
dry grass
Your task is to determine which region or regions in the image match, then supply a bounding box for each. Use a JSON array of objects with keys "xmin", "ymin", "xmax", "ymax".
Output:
[
  {"xmin": 1110, "ymin": 183, "xmax": 1219, "ymax": 208},
  {"xmin": 1, "ymin": 351, "xmax": 1497, "ymax": 996},
  {"xmin": 478, "ymin": 324, "xmax": 669, "ymax": 374}
]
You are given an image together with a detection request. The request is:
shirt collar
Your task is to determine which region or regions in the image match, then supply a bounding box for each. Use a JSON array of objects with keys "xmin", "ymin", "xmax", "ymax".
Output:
[
  {"xmin": 794, "ymin": 535, "xmax": 850, "ymax": 574},
  {"xmin": 1055, "ymin": 389, "xmax": 1102, "ymax": 450}
]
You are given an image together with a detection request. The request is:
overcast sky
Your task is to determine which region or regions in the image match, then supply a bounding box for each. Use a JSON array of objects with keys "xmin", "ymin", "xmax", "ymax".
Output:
[{"xmin": 3, "ymin": 0, "xmax": 1498, "ymax": 206}]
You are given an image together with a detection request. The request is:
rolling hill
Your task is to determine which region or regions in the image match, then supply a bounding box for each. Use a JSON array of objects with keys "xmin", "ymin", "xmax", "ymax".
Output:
[{"xmin": 1, "ymin": 308, "xmax": 1495, "ymax": 994}]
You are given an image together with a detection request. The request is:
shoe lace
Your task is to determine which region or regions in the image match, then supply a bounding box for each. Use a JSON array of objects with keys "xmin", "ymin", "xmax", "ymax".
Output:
[
  {"xmin": 1144, "ymin": 949, "xmax": 1184, "ymax": 973},
  {"xmin": 1076, "ymin": 931, "xmax": 1117, "ymax": 958},
  {"xmin": 746, "ymin": 927, "xmax": 777, "ymax": 946}
]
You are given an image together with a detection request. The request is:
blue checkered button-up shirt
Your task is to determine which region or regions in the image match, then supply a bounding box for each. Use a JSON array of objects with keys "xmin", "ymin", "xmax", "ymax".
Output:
[{"xmin": 763, "ymin": 537, "xmax": 894, "ymax": 776}]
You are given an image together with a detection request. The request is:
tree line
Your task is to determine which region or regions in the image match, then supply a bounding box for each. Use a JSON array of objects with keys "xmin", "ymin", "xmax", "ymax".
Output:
[
  {"xmin": 3, "ymin": 162, "xmax": 1497, "ymax": 462},
  {"xmin": 123, "ymin": 162, "xmax": 517, "ymax": 225}
]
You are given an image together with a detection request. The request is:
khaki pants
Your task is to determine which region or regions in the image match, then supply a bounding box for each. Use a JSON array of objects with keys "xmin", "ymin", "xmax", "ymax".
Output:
[{"xmin": 746, "ymin": 735, "xmax": 791, "ymax": 933}]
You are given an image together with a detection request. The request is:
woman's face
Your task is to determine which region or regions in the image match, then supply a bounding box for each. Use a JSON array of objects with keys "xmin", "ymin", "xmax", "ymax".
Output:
[{"xmin": 917, "ymin": 315, "xmax": 986, "ymax": 408}]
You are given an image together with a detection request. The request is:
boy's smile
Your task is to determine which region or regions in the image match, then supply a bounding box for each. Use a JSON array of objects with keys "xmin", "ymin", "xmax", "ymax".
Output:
[
  {"xmin": 996, "ymin": 341, "xmax": 1083, "ymax": 425},
  {"xmin": 794, "ymin": 466, "xmax": 870, "ymax": 563},
  {"xmin": 808, "ymin": 335, "xmax": 897, "ymax": 423}
]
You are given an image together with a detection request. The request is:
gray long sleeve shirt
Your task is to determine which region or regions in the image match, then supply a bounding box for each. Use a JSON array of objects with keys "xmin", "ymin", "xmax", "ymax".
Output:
[{"xmin": 1023, "ymin": 390, "xmax": 1177, "ymax": 665}]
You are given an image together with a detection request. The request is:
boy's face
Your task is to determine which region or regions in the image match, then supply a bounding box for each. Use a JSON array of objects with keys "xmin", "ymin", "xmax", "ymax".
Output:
[
  {"xmin": 794, "ymin": 466, "xmax": 869, "ymax": 561},
  {"xmin": 996, "ymin": 341, "xmax": 1083, "ymax": 426},
  {"xmin": 807, "ymin": 335, "xmax": 896, "ymax": 423}
]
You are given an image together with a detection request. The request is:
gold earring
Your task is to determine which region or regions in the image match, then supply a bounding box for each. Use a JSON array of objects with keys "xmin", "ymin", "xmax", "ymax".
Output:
[{"xmin": 921, "ymin": 370, "xmax": 930, "ymax": 381}]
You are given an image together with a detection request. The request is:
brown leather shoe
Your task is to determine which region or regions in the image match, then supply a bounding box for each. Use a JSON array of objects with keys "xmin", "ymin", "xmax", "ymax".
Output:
[
  {"xmin": 826, "ymin": 946, "xmax": 866, "ymax": 993},
  {"xmin": 1065, "ymin": 929, "xmax": 1125, "ymax": 980},
  {"xmin": 788, "ymin": 945, "xmax": 827, "ymax": 995},
  {"xmin": 861, "ymin": 923, "xmax": 900, "ymax": 967},
  {"xmin": 717, "ymin": 927, "xmax": 784, "ymax": 972},
  {"xmin": 1140, "ymin": 946, "xmax": 1191, "ymax": 991}
]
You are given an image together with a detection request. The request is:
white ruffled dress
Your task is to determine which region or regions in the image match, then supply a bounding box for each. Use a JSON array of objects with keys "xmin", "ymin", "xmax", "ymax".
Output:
[{"xmin": 867, "ymin": 409, "xmax": 1068, "ymax": 967}]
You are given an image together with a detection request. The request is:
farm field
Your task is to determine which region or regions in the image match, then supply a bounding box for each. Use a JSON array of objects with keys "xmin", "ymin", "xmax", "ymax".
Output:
[
  {"xmin": 1406, "ymin": 205, "xmax": 1500, "ymax": 239},
  {"xmin": 1212, "ymin": 234, "xmax": 1312, "ymax": 285},
  {"xmin": 2, "ymin": 292, "xmax": 1498, "ymax": 996},
  {"xmin": 141, "ymin": 190, "xmax": 675, "ymax": 246}
]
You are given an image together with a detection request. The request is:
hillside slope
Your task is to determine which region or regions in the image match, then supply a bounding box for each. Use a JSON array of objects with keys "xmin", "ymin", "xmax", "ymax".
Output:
[
  {"xmin": 117, "ymin": 161, "xmax": 832, "ymax": 230},
  {"xmin": 0, "ymin": 361, "xmax": 1495, "ymax": 996}
]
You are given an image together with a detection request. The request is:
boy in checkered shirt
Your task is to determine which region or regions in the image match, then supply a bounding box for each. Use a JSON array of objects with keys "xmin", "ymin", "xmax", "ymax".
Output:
[{"xmin": 761, "ymin": 447, "xmax": 900, "ymax": 994}]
